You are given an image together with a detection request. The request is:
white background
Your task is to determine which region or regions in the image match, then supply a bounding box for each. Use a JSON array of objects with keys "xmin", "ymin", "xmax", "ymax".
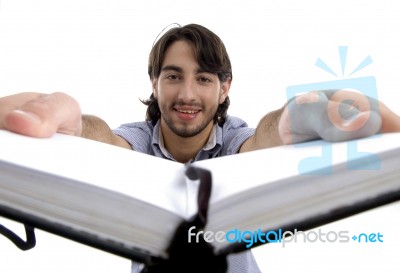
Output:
[{"xmin": 1, "ymin": 0, "xmax": 400, "ymax": 272}]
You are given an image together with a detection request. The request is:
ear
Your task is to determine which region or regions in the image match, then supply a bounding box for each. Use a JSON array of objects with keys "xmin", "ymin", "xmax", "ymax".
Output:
[
  {"xmin": 152, "ymin": 79, "xmax": 158, "ymax": 98},
  {"xmin": 219, "ymin": 79, "xmax": 231, "ymax": 104}
]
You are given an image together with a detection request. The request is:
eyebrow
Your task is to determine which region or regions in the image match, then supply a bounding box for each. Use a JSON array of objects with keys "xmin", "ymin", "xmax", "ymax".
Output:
[
  {"xmin": 161, "ymin": 65, "xmax": 182, "ymax": 73},
  {"xmin": 161, "ymin": 65, "xmax": 213, "ymax": 74}
]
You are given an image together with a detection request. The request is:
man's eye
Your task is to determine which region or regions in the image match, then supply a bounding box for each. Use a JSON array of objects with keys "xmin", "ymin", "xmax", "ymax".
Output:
[
  {"xmin": 166, "ymin": 74, "xmax": 180, "ymax": 80},
  {"xmin": 198, "ymin": 77, "xmax": 211, "ymax": 83}
]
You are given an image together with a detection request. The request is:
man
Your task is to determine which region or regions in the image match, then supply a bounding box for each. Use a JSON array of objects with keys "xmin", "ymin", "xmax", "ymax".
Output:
[{"xmin": 1, "ymin": 24, "xmax": 400, "ymax": 272}]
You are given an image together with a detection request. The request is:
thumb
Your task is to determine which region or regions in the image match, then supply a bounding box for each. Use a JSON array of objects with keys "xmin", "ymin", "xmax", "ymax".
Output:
[
  {"xmin": 321, "ymin": 95, "xmax": 382, "ymax": 142},
  {"xmin": 320, "ymin": 110, "xmax": 382, "ymax": 142},
  {"xmin": 3, "ymin": 92, "xmax": 82, "ymax": 137}
]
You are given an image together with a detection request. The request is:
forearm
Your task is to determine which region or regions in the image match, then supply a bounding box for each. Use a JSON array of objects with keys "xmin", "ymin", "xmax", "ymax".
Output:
[
  {"xmin": 240, "ymin": 107, "xmax": 284, "ymax": 153},
  {"xmin": 81, "ymin": 115, "xmax": 131, "ymax": 149}
]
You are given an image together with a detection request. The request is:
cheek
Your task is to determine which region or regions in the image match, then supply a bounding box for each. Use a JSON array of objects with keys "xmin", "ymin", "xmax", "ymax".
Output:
[
  {"xmin": 202, "ymin": 91, "xmax": 222, "ymax": 106},
  {"xmin": 155, "ymin": 86, "xmax": 171, "ymax": 102}
]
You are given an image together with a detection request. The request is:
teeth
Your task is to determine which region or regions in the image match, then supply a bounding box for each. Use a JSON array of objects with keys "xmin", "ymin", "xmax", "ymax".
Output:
[{"xmin": 178, "ymin": 110, "xmax": 198, "ymax": 114}]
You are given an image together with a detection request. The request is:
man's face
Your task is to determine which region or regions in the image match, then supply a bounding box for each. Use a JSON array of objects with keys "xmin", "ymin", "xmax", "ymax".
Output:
[{"xmin": 153, "ymin": 40, "xmax": 230, "ymax": 138}]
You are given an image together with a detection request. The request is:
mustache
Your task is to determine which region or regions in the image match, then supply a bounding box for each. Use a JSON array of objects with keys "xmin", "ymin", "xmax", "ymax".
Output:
[{"xmin": 173, "ymin": 100, "xmax": 203, "ymax": 108}]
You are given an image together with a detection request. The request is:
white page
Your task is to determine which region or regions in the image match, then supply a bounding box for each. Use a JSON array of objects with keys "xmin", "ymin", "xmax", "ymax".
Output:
[
  {"xmin": 0, "ymin": 130, "xmax": 187, "ymax": 217},
  {"xmin": 193, "ymin": 133, "xmax": 400, "ymax": 205}
]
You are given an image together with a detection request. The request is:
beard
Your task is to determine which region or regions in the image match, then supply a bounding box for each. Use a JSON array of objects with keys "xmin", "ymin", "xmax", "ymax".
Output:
[
  {"xmin": 161, "ymin": 112, "xmax": 215, "ymax": 138},
  {"xmin": 159, "ymin": 101, "xmax": 217, "ymax": 138}
]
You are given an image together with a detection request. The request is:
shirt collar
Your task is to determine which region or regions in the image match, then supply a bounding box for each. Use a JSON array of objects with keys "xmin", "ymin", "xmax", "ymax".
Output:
[{"xmin": 152, "ymin": 120, "xmax": 222, "ymax": 160}]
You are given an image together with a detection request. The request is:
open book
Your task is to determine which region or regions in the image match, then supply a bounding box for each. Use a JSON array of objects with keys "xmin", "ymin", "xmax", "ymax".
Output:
[{"xmin": 1, "ymin": 130, "xmax": 400, "ymax": 264}]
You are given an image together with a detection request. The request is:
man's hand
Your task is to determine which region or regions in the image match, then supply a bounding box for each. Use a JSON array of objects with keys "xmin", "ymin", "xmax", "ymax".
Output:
[
  {"xmin": 0, "ymin": 92, "xmax": 82, "ymax": 137},
  {"xmin": 279, "ymin": 90, "xmax": 400, "ymax": 144}
]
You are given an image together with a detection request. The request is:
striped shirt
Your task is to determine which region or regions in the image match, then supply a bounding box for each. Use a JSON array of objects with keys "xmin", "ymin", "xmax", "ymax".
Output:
[{"xmin": 113, "ymin": 115, "xmax": 261, "ymax": 273}]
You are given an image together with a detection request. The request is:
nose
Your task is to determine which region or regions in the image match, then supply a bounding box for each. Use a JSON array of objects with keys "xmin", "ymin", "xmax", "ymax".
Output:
[{"xmin": 178, "ymin": 78, "xmax": 196, "ymax": 102}]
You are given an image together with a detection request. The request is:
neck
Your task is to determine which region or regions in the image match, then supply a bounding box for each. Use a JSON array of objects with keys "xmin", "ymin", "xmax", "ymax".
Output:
[{"xmin": 160, "ymin": 121, "xmax": 214, "ymax": 163}]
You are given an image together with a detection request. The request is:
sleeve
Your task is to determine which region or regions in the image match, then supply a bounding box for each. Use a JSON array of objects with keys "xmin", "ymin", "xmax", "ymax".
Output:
[
  {"xmin": 221, "ymin": 116, "xmax": 256, "ymax": 155},
  {"xmin": 112, "ymin": 122, "xmax": 153, "ymax": 154}
]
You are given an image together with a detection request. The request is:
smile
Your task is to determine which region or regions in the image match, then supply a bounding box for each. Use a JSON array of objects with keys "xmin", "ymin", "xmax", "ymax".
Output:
[{"xmin": 177, "ymin": 109, "xmax": 199, "ymax": 114}]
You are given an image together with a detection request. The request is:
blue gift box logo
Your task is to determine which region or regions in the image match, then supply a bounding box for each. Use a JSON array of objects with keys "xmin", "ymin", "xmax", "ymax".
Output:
[{"xmin": 286, "ymin": 46, "xmax": 381, "ymax": 175}]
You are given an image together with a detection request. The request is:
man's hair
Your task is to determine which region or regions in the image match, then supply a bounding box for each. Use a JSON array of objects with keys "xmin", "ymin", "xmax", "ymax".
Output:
[{"xmin": 141, "ymin": 24, "xmax": 232, "ymax": 126}]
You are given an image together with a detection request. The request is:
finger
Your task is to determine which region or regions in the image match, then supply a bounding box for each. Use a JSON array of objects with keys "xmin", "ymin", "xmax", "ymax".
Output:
[
  {"xmin": 0, "ymin": 92, "xmax": 43, "ymax": 133},
  {"xmin": 378, "ymin": 102, "xmax": 400, "ymax": 133},
  {"xmin": 332, "ymin": 92, "xmax": 400, "ymax": 133},
  {"xmin": 278, "ymin": 105, "xmax": 319, "ymax": 144},
  {"xmin": 3, "ymin": 92, "xmax": 82, "ymax": 137},
  {"xmin": 280, "ymin": 90, "xmax": 383, "ymax": 144},
  {"xmin": 321, "ymin": 91, "xmax": 382, "ymax": 141},
  {"xmin": 320, "ymin": 110, "xmax": 382, "ymax": 142},
  {"xmin": 280, "ymin": 91, "xmax": 331, "ymax": 144}
]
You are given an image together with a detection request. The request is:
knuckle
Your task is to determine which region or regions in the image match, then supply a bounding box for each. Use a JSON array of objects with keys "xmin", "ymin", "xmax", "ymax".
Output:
[{"xmin": 23, "ymin": 96, "xmax": 53, "ymax": 114}]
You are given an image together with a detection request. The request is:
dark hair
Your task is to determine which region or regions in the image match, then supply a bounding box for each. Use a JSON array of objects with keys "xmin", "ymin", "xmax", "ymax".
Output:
[{"xmin": 141, "ymin": 24, "xmax": 232, "ymax": 126}]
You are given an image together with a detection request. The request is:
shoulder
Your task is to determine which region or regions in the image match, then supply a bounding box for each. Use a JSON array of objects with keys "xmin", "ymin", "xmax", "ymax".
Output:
[
  {"xmin": 219, "ymin": 116, "xmax": 256, "ymax": 155},
  {"xmin": 112, "ymin": 121, "xmax": 155, "ymax": 151},
  {"xmin": 222, "ymin": 115, "xmax": 253, "ymax": 129}
]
